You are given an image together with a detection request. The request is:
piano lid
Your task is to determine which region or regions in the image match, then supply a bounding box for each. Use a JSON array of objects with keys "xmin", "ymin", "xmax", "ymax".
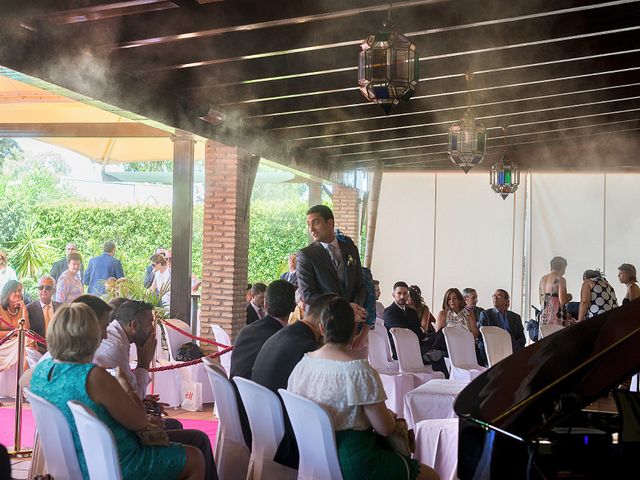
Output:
[{"xmin": 454, "ymin": 299, "xmax": 640, "ymax": 440}]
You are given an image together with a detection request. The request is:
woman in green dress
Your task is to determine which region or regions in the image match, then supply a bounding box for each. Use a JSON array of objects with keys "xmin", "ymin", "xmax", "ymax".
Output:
[
  {"xmin": 288, "ymin": 293, "xmax": 439, "ymax": 480},
  {"xmin": 28, "ymin": 303, "xmax": 204, "ymax": 480}
]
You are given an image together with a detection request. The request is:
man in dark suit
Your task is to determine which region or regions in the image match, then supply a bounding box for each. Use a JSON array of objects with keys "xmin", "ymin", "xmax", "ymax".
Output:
[
  {"xmin": 230, "ymin": 279, "xmax": 296, "ymax": 446},
  {"xmin": 26, "ymin": 276, "xmax": 61, "ymax": 351},
  {"xmin": 251, "ymin": 292, "xmax": 326, "ymax": 469},
  {"xmin": 383, "ymin": 281, "xmax": 448, "ymax": 376},
  {"xmin": 50, "ymin": 242, "xmax": 84, "ymax": 281},
  {"xmin": 245, "ymin": 282, "xmax": 267, "ymax": 325},
  {"xmin": 478, "ymin": 289, "xmax": 526, "ymax": 353},
  {"xmin": 296, "ymin": 204, "xmax": 367, "ymax": 343},
  {"xmin": 83, "ymin": 241, "xmax": 125, "ymax": 295}
]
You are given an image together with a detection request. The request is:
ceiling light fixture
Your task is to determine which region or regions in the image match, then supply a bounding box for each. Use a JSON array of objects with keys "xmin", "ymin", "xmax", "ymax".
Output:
[
  {"xmin": 358, "ymin": 2, "xmax": 419, "ymax": 114},
  {"xmin": 490, "ymin": 126, "xmax": 520, "ymax": 199},
  {"xmin": 448, "ymin": 72, "xmax": 487, "ymax": 173}
]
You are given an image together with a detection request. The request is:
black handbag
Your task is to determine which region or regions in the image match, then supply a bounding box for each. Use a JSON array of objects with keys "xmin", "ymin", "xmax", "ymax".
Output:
[{"xmin": 175, "ymin": 342, "xmax": 205, "ymax": 361}]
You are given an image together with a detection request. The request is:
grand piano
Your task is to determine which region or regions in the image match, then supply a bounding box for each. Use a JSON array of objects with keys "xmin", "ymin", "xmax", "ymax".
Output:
[{"xmin": 454, "ymin": 299, "xmax": 640, "ymax": 479}]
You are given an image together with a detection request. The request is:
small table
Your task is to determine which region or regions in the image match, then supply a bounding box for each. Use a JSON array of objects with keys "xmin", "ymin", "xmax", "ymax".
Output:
[
  {"xmin": 414, "ymin": 418, "xmax": 459, "ymax": 480},
  {"xmin": 404, "ymin": 379, "xmax": 468, "ymax": 427}
]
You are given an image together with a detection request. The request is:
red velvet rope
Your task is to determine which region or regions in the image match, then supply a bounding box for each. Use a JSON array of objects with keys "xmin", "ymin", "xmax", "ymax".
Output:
[
  {"xmin": 159, "ymin": 319, "xmax": 231, "ymax": 349},
  {"xmin": 25, "ymin": 330, "xmax": 47, "ymax": 345},
  {"xmin": 0, "ymin": 329, "xmax": 16, "ymax": 347},
  {"xmin": 147, "ymin": 347, "xmax": 233, "ymax": 372}
]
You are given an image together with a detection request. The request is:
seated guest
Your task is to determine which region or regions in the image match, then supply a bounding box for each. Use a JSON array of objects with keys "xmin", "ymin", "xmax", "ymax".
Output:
[
  {"xmin": 27, "ymin": 276, "xmax": 60, "ymax": 349},
  {"xmin": 478, "ymin": 289, "xmax": 526, "ymax": 353},
  {"xmin": 89, "ymin": 299, "xmax": 218, "ymax": 480},
  {"xmin": 578, "ymin": 269, "xmax": 618, "ymax": 321},
  {"xmin": 373, "ymin": 280, "xmax": 385, "ymax": 319},
  {"xmin": 288, "ymin": 295, "xmax": 439, "ymax": 480},
  {"xmin": 251, "ymin": 292, "xmax": 325, "ymax": 468},
  {"xmin": 408, "ymin": 284, "xmax": 436, "ymax": 334},
  {"xmin": 246, "ymin": 282, "xmax": 267, "ymax": 325},
  {"xmin": 288, "ymin": 288, "xmax": 305, "ymax": 324},
  {"xmin": 0, "ymin": 280, "xmax": 31, "ymax": 372},
  {"xmin": 26, "ymin": 303, "xmax": 204, "ymax": 480},
  {"xmin": 433, "ymin": 287, "xmax": 484, "ymax": 365},
  {"xmin": 230, "ymin": 279, "xmax": 296, "ymax": 446},
  {"xmin": 462, "ymin": 287, "xmax": 485, "ymax": 326},
  {"xmin": 383, "ymin": 282, "xmax": 447, "ymax": 377},
  {"xmin": 73, "ymin": 294, "xmax": 114, "ymax": 340},
  {"xmin": 55, "ymin": 252, "xmax": 84, "ymax": 303},
  {"xmin": 618, "ymin": 263, "xmax": 640, "ymax": 305}
]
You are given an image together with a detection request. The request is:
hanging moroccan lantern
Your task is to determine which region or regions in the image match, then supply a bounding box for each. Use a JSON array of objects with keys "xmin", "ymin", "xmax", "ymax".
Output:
[
  {"xmin": 448, "ymin": 73, "xmax": 487, "ymax": 173},
  {"xmin": 358, "ymin": 8, "xmax": 418, "ymax": 114},
  {"xmin": 490, "ymin": 155, "xmax": 520, "ymax": 199}
]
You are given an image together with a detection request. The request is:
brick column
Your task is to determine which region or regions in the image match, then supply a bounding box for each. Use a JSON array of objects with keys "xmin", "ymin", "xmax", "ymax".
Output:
[
  {"xmin": 200, "ymin": 141, "xmax": 258, "ymax": 349},
  {"xmin": 333, "ymin": 185, "xmax": 360, "ymax": 245}
]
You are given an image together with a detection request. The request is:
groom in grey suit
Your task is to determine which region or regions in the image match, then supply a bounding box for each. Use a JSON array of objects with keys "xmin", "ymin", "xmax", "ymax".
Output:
[{"xmin": 296, "ymin": 205, "xmax": 367, "ymax": 322}]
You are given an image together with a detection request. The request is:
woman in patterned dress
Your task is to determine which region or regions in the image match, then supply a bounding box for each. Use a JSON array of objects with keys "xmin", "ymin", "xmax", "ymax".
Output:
[{"xmin": 578, "ymin": 269, "xmax": 618, "ymax": 321}]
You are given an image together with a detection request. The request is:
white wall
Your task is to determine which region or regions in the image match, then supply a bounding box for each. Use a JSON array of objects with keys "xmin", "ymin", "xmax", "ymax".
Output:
[{"xmin": 371, "ymin": 171, "xmax": 640, "ymax": 321}]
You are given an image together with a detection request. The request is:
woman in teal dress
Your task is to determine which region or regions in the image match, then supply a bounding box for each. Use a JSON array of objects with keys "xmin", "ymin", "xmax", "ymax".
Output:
[
  {"xmin": 27, "ymin": 303, "xmax": 204, "ymax": 480},
  {"xmin": 287, "ymin": 294, "xmax": 440, "ymax": 480}
]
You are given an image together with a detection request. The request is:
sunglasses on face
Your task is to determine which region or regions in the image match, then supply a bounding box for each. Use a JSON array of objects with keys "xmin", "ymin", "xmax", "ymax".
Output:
[{"xmin": 38, "ymin": 285, "xmax": 53, "ymax": 291}]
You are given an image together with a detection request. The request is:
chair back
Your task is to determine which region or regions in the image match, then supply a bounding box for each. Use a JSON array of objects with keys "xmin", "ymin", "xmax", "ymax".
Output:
[
  {"xmin": 26, "ymin": 349, "xmax": 43, "ymax": 370},
  {"xmin": 389, "ymin": 328, "xmax": 425, "ymax": 373},
  {"xmin": 278, "ymin": 389, "xmax": 343, "ymax": 480},
  {"xmin": 480, "ymin": 326, "xmax": 513, "ymax": 367},
  {"xmin": 368, "ymin": 327, "xmax": 398, "ymax": 372},
  {"xmin": 202, "ymin": 358, "xmax": 245, "ymax": 445},
  {"xmin": 24, "ymin": 388, "xmax": 83, "ymax": 480},
  {"xmin": 162, "ymin": 318, "xmax": 193, "ymax": 361},
  {"xmin": 67, "ymin": 401, "xmax": 122, "ymax": 480},
  {"xmin": 212, "ymin": 324, "xmax": 232, "ymax": 374},
  {"xmin": 443, "ymin": 326, "xmax": 486, "ymax": 381},
  {"xmin": 539, "ymin": 323, "xmax": 564, "ymax": 339},
  {"xmin": 234, "ymin": 377, "xmax": 284, "ymax": 457}
]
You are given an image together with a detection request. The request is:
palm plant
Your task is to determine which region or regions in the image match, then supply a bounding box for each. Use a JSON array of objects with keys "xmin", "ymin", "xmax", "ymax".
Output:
[
  {"xmin": 102, "ymin": 277, "xmax": 171, "ymax": 319},
  {"xmin": 7, "ymin": 220, "xmax": 55, "ymax": 279}
]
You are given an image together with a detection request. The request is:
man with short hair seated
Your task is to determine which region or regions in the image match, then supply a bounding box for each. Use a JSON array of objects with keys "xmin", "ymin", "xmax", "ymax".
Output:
[{"xmin": 478, "ymin": 289, "xmax": 526, "ymax": 353}]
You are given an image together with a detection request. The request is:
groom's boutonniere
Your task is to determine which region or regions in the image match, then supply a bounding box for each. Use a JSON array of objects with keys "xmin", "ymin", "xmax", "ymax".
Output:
[{"xmin": 347, "ymin": 255, "xmax": 354, "ymax": 267}]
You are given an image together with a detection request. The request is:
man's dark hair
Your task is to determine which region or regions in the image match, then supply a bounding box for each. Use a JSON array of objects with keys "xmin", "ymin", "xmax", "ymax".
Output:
[
  {"xmin": 103, "ymin": 241, "xmax": 116, "ymax": 253},
  {"xmin": 247, "ymin": 283, "xmax": 252, "ymax": 291},
  {"xmin": 393, "ymin": 281, "xmax": 409, "ymax": 291},
  {"xmin": 265, "ymin": 280, "xmax": 296, "ymax": 318},
  {"xmin": 114, "ymin": 300, "xmax": 153, "ymax": 326},
  {"xmin": 73, "ymin": 294, "xmax": 113, "ymax": 318},
  {"xmin": 306, "ymin": 204, "xmax": 334, "ymax": 221},
  {"xmin": 108, "ymin": 297, "xmax": 130, "ymax": 321},
  {"xmin": 251, "ymin": 282, "xmax": 267, "ymax": 296},
  {"xmin": 315, "ymin": 294, "xmax": 354, "ymax": 345}
]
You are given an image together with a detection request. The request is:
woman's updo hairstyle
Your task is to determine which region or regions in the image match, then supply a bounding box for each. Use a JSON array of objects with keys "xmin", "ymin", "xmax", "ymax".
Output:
[{"xmin": 316, "ymin": 293, "xmax": 355, "ymax": 345}]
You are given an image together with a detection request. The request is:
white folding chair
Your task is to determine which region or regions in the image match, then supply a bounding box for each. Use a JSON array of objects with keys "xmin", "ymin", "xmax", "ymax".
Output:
[
  {"xmin": 479, "ymin": 326, "xmax": 513, "ymax": 367},
  {"xmin": 24, "ymin": 388, "xmax": 83, "ymax": 480},
  {"xmin": 234, "ymin": 377, "xmax": 297, "ymax": 480},
  {"xmin": 539, "ymin": 323, "xmax": 564, "ymax": 339},
  {"xmin": 442, "ymin": 327, "xmax": 486, "ymax": 381},
  {"xmin": 26, "ymin": 348, "xmax": 43, "ymax": 370},
  {"xmin": 202, "ymin": 358, "xmax": 250, "ymax": 480},
  {"xmin": 368, "ymin": 326, "xmax": 398, "ymax": 373},
  {"xmin": 67, "ymin": 401, "xmax": 123, "ymax": 480},
  {"xmin": 278, "ymin": 389, "xmax": 344, "ymax": 480},
  {"xmin": 389, "ymin": 328, "xmax": 445, "ymax": 387},
  {"xmin": 212, "ymin": 323, "xmax": 233, "ymax": 375}
]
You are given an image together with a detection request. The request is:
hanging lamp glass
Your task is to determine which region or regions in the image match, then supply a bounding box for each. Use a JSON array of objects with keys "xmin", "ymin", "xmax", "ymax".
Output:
[
  {"xmin": 490, "ymin": 127, "xmax": 520, "ymax": 199},
  {"xmin": 448, "ymin": 73, "xmax": 487, "ymax": 173},
  {"xmin": 358, "ymin": 3, "xmax": 419, "ymax": 114}
]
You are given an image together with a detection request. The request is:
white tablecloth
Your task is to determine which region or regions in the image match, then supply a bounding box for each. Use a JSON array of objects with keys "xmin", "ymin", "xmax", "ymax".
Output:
[
  {"xmin": 404, "ymin": 379, "xmax": 468, "ymax": 427},
  {"xmin": 414, "ymin": 418, "xmax": 459, "ymax": 480}
]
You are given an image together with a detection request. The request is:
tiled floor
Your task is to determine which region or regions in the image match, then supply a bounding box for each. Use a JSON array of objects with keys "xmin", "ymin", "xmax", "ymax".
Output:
[{"xmin": 6, "ymin": 401, "xmax": 216, "ymax": 480}]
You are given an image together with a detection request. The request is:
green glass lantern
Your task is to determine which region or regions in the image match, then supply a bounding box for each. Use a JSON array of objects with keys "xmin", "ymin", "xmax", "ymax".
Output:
[
  {"xmin": 358, "ymin": 14, "xmax": 419, "ymax": 114},
  {"xmin": 490, "ymin": 155, "xmax": 520, "ymax": 199}
]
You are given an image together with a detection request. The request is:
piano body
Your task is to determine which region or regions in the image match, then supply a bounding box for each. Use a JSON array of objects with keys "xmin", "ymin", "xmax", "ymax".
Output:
[{"xmin": 454, "ymin": 299, "xmax": 640, "ymax": 479}]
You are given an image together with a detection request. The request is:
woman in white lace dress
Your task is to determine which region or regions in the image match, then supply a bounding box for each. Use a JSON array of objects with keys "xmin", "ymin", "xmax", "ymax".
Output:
[{"xmin": 287, "ymin": 294, "xmax": 438, "ymax": 480}]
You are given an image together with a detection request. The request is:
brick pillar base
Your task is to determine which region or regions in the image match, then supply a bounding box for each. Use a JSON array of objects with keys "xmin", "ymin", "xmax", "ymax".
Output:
[
  {"xmin": 333, "ymin": 186, "xmax": 360, "ymax": 246},
  {"xmin": 200, "ymin": 141, "xmax": 257, "ymax": 350}
]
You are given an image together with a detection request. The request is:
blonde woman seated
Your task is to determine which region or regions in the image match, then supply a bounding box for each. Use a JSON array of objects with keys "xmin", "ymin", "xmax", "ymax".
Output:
[
  {"xmin": 25, "ymin": 303, "xmax": 204, "ymax": 480},
  {"xmin": 288, "ymin": 293, "xmax": 439, "ymax": 480}
]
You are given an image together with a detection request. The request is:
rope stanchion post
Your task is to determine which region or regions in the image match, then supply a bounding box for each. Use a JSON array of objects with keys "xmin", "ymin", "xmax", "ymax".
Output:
[{"xmin": 8, "ymin": 317, "xmax": 32, "ymax": 458}]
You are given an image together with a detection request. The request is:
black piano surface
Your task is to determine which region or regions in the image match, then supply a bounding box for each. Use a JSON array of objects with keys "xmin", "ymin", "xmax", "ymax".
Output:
[{"xmin": 454, "ymin": 298, "xmax": 640, "ymax": 479}]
